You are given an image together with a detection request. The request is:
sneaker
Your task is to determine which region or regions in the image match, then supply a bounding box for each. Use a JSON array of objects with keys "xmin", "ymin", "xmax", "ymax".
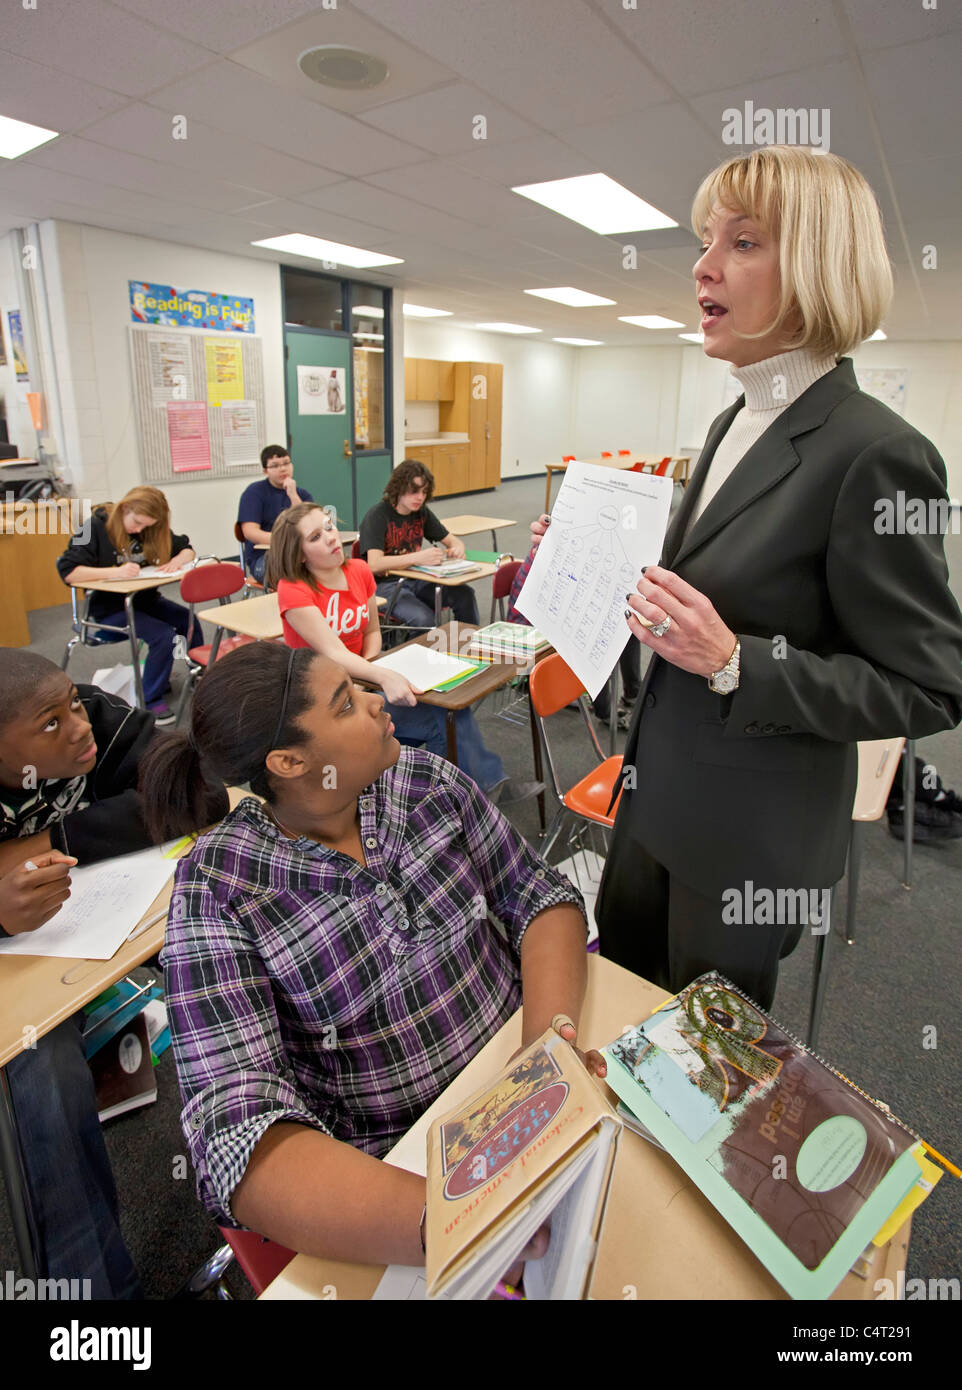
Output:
[
  {"xmin": 887, "ymin": 803, "xmax": 962, "ymax": 842},
  {"xmin": 147, "ymin": 700, "xmax": 176, "ymax": 727},
  {"xmin": 488, "ymin": 779, "xmax": 545, "ymax": 807}
]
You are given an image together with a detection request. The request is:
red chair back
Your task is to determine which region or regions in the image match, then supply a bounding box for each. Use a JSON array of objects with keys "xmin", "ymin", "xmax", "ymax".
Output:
[
  {"xmin": 492, "ymin": 560, "xmax": 521, "ymax": 602},
  {"xmin": 562, "ymin": 455, "xmax": 575, "ymax": 462},
  {"xmin": 218, "ymin": 1228, "xmax": 294, "ymax": 1296},
  {"xmin": 618, "ymin": 450, "xmax": 632, "ymax": 457},
  {"xmin": 179, "ymin": 562, "xmax": 245, "ymax": 605},
  {"xmin": 600, "ymin": 451, "xmax": 613, "ymax": 458},
  {"xmin": 652, "ymin": 457, "xmax": 672, "ymax": 477}
]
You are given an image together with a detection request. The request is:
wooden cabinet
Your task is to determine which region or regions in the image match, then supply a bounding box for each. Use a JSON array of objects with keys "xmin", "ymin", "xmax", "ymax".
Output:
[
  {"xmin": 438, "ymin": 360, "xmax": 455, "ymax": 400},
  {"xmin": 415, "ymin": 358, "xmax": 439, "ymax": 401},
  {"xmin": 404, "ymin": 357, "xmax": 457, "ymax": 401},
  {"xmin": 403, "ymin": 359, "xmax": 503, "ymax": 491},
  {"xmin": 404, "ymin": 358, "xmax": 417, "ymax": 400}
]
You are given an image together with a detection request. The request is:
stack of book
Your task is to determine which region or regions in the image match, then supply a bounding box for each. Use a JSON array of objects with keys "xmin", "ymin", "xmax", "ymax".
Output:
[
  {"xmin": 409, "ymin": 558, "xmax": 482, "ymax": 578},
  {"xmin": 464, "ymin": 621, "xmax": 550, "ymax": 662}
]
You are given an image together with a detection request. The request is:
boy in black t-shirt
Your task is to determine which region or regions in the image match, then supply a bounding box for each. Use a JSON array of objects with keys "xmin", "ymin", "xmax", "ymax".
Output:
[
  {"xmin": 0, "ymin": 650, "xmax": 227, "ymax": 1296},
  {"xmin": 358, "ymin": 460, "xmax": 480, "ymax": 626}
]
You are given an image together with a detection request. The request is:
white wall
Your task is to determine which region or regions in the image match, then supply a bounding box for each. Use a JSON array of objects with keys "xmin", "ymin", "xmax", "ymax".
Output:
[
  {"xmin": 0, "ymin": 234, "xmax": 39, "ymax": 460},
  {"xmin": 570, "ymin": 343, "xmax": 688, "ymax": 459},
  {"xmin": 849, "ymin": 340, "xmax": 962, "ymax": 497},
  {"xmin": 402, "ymin": 320, "xmax": 577, "ymax": 479},
  {"xmin": 44, "ymin": 220, "xmax": 286, "ymax": 557}
]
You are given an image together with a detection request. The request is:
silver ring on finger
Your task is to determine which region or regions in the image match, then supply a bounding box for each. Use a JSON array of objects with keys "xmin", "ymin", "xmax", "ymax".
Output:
[{"xmin": 650, "ymin": 615, "xmax": 672, "ymax": 638}]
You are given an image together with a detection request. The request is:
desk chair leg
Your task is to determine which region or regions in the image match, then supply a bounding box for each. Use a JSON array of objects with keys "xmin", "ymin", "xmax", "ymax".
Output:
[
  {"xmin": 540, "ymin": 807, "xmax": 568, "ymax": 862},
  {"xmin": 807, "ymin": 888, "xmax": 834, "ymax": 1050},
  {"xmin": 434, "ymin": 585, "xmax": 442, "ymax": 628},
  {"xmin": 445, "ymin": 711, "xmax": 458, "ymax": 765},
  {"xmin": 123, "ymin": 593, "xmax": 146, "ymax": 709},
  {"xmin": 607, "ymin": 667, "xmax": 619, "ymax": 759},
  {"xmin": 0, "ymin": 1066, "xmax": 41, "ymax": 1280},
  {"xmin": 845, "ymin": 821, "xmax": 864, "ymax": 945},
  {"xmin": 61, "ymin": 634, "xmax": 79, "ymax": 672},
  {"xmin": 903, "ymin": 739, "xmax": 915, "ymax": 888},
  {"xmin": 528, "ymin": 689, "xmax": 546, "ymax": 832}
]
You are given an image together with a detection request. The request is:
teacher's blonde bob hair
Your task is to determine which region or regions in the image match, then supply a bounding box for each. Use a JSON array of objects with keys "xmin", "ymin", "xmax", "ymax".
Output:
[{"xmin": 691, "ymin": 146, "xmax": 893, "ymax": 358}]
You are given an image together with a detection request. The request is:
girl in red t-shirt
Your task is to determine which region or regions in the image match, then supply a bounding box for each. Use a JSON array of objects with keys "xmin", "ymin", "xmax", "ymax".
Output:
[{"xmin": 267, "ymin": 505, "xmax": 506, "ymax": 794}]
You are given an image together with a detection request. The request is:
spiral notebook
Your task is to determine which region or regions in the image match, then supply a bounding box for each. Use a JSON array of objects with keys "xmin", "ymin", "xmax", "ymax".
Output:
[{"xmin": 602, "ymin": 972, "xmax": 951, "ymax": 1301}]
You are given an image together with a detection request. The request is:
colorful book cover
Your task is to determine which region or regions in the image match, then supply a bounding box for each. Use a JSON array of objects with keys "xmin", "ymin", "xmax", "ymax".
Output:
[{"xmin": 602, "ymin": 972, "xmax": 932, "ymax": 1299}]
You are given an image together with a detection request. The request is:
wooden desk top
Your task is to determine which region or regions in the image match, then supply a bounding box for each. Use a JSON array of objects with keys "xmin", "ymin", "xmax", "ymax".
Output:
[
  {"xmin": 69, "ymin": 572, "xmax": 184, "ymax": 596},
  {"xmin": 439, "ymin": 515, "xmax": 516, "ymax": 534},
  {"xmin": 198, "ymin": 592, "xmax": 281, "ymax": 640},
  {"xmin": 255, "ymin": 532, "xmax": 358, "ymax": 551},
  {"xmin": 378, "ymin": 621, "xmax": 528, "ymax": 711},
  {"xmin": 261, "ymin": 953, "xmax": 909, "ymax": 1301},
  {"xmin": 853, "ymin": 738, "xmax": 905, "ymax": 822},
  {"xmin": 387, "ymin": 562, "xmax": 497, "ymax": 588}
]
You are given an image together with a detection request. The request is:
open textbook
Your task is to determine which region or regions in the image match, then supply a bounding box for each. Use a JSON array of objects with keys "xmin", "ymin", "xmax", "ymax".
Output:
[
  {"xmin": 425, "ymin": 1028, "xmax": 621, "ymax": 1300},
  {"xmin": 602, "ymin": 972, "xmax": 951, "ymax": 1300}
]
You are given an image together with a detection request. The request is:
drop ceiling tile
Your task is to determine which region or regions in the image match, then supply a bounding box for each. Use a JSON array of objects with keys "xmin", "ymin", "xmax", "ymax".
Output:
[
  {"xmin": 359, "ymin": 82, "xmax": 535, "ymax": 154},
  {"xmin": 0, "ymin": 0, "xmax": 214, "ymax": 98},
  {"xmin": 78, "ymin": 104, "xmax": 341, "ymax": 197},
  {"xmin": 888, "ymin": 156, "xmax": 962, "ymax": 225},
  {"xmin": 22, "ymin": 138, "xmax": 267, "ymax": 215},
  {"xmin": 449, "ymin": 132, "xmax": 592, "ymax": 186},
  {"xmin": 863, "ymin": 33, "xmax": 962, "ymax": 164},
  {"xmin": 349, "ymin": 0, "xmax": 673, "ymax": 126},
  {"xmin": 843, "ymin": 0, "xmax": 962, "ymax": 52},
  {"xmin": 145, "ymin": 61, "xmax": 431, "ymax": 172},
  {"xmin": 0, "ymin": 48, "xmax": 128, "ymax": 130},
  {"xmin": 367, "ymin": 159, "xmax": 542, "ymax": 227},
  {"xmin": 109, "ymin": 0, "xmax": 325, "ymax": 55},
  {"xmin": 233, "ymin": 197, "xmax": 395, "ymax": 247}
]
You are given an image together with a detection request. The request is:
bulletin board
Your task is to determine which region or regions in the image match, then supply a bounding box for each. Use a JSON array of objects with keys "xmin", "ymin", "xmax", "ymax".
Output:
[{"xmin": 129, "ymin": 326, "xmax": 267, "ymax": 482}]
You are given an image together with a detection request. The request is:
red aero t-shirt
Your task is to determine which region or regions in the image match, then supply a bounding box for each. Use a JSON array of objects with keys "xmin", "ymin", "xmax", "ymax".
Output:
[{"xmin": 276, "ymin": 560, "xmax": 376, "ymax": 656}]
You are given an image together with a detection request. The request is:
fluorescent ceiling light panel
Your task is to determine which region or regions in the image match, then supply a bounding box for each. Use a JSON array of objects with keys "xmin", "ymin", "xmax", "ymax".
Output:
[
  {"xmin": 524, "ymin": 287, "xmax": 615, "ymax": 307},
  {"xmin": 512, "ymin": 173, "xmax": 677, "ymax": 234},
  {"xmin": 251, "ymin": 234, "xmax": 402, "ymax": 268},
  {"xmin": 553, "ymin": 337, "xmax": 603, "ymax": 346},
  {"xmin": 867, "ymin": 329, "xmax": 887, "ymax": 341},
  {"xmin": 0, "ymin": 113, "xmax": 59, "ymax": 159},
  {"xmin": 619, "ymin": 315, "xmax": 685, "ymax": 329},
  {"xmin": 352, "ymin": 304, "xmax": 384, "ymax": 317},
  {"xmin": 353, "ymin": 331, "xmax": 384, "ymax": 340},
  {"xmin": 403, "ymin": 304, "xmax": 453, "ymax": 317},
  {"xmin": 678, "ymin": 332, "xmax": 704, "ymax": 343},
  {"xmin": 475, "ymin": 322, "xmax": 540, "ymax": 334}
]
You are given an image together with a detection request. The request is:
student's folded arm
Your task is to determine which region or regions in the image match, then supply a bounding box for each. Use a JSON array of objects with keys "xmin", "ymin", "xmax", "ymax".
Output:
[
  {"xmin": 360, "ymin": 597, "xmax": 382, "ymax": 659},
  {"xmin": 728, "ymin": 432, "xmax": 962, "ymax": 743},
  {"xmin": 364, "ymin": 545, "xmax": 416, "ymax": 575},
  {"xmin": 283, "ymin": 605, "xmax": 381, "ymax": 685},
  {"xmin": 164, "ymin": 879, "xmax": 424, "ymax": 1264},
  {"xmin": 240, "ymin": 520, "xmax": 272, "ymax": 545}
]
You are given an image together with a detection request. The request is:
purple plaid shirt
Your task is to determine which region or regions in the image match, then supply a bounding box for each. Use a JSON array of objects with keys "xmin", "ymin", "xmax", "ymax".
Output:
[{"xmin": 162, "ymin": 747, "xmax": 586, "ymax": 1224}]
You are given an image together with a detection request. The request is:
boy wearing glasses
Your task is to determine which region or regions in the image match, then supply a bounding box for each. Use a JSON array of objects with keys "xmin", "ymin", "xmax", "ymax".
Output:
[{"xmin": 237, "ymin": 444, "xmax": 314, "ymax": 584}]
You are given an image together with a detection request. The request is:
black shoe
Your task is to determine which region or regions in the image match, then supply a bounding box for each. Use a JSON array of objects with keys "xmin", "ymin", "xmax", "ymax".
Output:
[{"xmin": 888, "ymin": 803, "xmax": 962, "ymax": 842}]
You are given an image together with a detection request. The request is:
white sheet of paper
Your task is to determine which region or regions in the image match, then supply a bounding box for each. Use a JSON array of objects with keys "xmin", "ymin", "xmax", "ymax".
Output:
[
  {"xmin": 0, "ymin": 845, "xmax": 177, "ymax": 959},
  {"xmin": 515, "ymin": 461, "xmax": 673, "ymax": 699},
  {"xmin": 371, "ymin": 645, "xmax": 480, "ymax": 693}
]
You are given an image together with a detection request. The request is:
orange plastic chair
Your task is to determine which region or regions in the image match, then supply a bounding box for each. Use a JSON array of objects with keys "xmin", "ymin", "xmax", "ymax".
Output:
[
  {"xmin": 562, "ymin": 454, "xmax": 575, "ymax": 462},
  {"xmin": 600, "ymin": 451, "xmax": 613, "ymax": 458},
  {"xmin": 528, "ymin": 653, "xmax": 624, "ymax": 862},
  {"xmin": 219, "ymin": 1228, "xmax": 295, "ymax": 1297},
  {"xmin": 617, "ymin": 450, "xmax": 632, "ymax": 457},
  {"xmin": 652, "ymin": 456, "xmax": 672, "ymax": 477}
]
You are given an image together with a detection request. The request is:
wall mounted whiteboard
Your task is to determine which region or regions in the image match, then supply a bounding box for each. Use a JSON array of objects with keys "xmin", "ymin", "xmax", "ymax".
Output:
[{"xmin": 129, "ymin": 326, "xmax": 266, "ymax": 482}]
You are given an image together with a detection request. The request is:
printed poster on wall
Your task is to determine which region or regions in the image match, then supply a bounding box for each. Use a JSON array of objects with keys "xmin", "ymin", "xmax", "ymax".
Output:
[
  {"xmin": 855, "ymin": 367, "xmax": 908, "ymax": 417},
  {"xmin": 166, "ymin": 401, "xmax": 211, "ymax": 472},
  {"xmin": 0, "ymin": 312, "xmax": 7, "ymax": 368},
  {"xmin": 148, "ymin": 335, "xmax": 194, "ymax": 406},
  {"xmin": 129, "ymin": 281, "xmax": 254, "ymax": 333},
  {"xmin": 297, "ymin": 364, "xmax": 346, "ymax": 415},
  {"xmin": 7, "ymin": 311, "xmax": 28, "ymax": 379},
  {"xmin": 221, "ymin": 400, "xmax": 259, "ymax": 467},
  {"xmin": 204, "ymin": 338, "xmax": 244, "ymax": 405}
]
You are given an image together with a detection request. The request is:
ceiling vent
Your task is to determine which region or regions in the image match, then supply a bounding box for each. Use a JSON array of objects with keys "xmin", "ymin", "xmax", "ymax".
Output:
[{"xmin": 298, "ymin": 46, "xmax": 389, "ymax": 90}]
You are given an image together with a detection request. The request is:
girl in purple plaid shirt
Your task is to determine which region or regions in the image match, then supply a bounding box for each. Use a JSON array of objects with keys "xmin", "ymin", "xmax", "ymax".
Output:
[{"xmin": 139, "ymin": 642, "xmax": 606, "ymax": 1275}]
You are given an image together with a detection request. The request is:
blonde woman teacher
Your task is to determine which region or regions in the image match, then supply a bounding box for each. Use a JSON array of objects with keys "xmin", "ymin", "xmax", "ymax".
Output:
[{"xmin": 536, "ymin": 147, "xmax": 962, "ymax": 1009}]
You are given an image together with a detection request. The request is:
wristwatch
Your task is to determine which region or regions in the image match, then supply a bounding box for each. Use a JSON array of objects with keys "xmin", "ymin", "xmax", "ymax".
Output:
[{"xmin": 709, "ymin": 640, "xmax": 741, "ymax": 694}]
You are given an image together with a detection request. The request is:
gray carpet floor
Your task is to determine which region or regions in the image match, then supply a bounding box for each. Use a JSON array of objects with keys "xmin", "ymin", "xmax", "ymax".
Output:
[{"xmin": 1, "ymin": 472, "xmax": 959, "ymax": 1299}]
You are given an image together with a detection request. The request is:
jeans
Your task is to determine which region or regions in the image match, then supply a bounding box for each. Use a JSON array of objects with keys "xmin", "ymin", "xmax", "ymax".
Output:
[
  {"xmin": 93, "ymin": 592, "xmax": 202, "ymax": 704},
  {"xmin": 384, "ymin": 700, "xmax": 504, "ymax": 792},
  {"xmin": 5, "ymin": 1015, "xmax": 142, "ymax": 1298},
  {"xmin": 377, "ymin": 578, "xmax": 480, "ymax": 627},
  {"xmin": 248, "ymin": 550, "xmax": 266, "ymax": 584}
]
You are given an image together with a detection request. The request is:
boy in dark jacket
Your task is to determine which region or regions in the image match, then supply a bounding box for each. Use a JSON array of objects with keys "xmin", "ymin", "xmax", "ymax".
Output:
[{"xmin": 0, "ymin": 649, "xmax": 227, "ymax": 1296}]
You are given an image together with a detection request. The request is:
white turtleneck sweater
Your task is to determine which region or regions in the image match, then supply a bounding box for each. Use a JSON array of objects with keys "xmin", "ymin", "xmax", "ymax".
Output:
[{"xmin": 685, "ymin": 348, "xmax": 838, "ymax": 534}]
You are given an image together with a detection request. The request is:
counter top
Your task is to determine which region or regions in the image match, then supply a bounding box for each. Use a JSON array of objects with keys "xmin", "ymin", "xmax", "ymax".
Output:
[{"xmin": 403, "ymin": 434, "xmax": 469, "ymax": 447}]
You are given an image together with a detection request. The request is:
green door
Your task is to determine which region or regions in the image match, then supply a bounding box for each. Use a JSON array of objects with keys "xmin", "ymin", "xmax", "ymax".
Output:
[{"xmin": 285, "ymin": 328, "xmax": 355, "ymax": 525}]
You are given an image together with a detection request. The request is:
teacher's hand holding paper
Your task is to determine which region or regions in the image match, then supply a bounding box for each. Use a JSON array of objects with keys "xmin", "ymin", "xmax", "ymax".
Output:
[
  {"xmin": 625, "ymin": 566, "xmax": 737, "ymax": 679},
  {"xmin": 0, "ymin": 851, "xmax": 77, "ymax": 935}
]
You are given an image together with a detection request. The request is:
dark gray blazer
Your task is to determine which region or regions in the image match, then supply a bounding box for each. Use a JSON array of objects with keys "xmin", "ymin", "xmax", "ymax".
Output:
[{"xmin": 615, "ymin": 357, "xmax": 962, "ymax": 898}]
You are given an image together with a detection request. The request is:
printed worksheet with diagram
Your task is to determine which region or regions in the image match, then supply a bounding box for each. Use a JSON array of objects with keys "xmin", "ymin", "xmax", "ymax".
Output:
[{"xmin": 515, "ymin": 461, "xmax": 673, "ymax": 699}]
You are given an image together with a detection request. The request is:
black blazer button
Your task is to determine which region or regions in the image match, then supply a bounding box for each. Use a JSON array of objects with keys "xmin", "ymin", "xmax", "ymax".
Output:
[
  {"xmin": 777, "ymin": 724, "xmax": 791, "ymax": 734},
  {"xmin": 762, "ymin": 723, "xmax": 776, "ymax": 734},
  {"xmin": 744, "ymin": 722, "xmax": 759, "ymax": 734},
  {"xmin": 644, "ymin": 692, "xmax": 656, "ymax": 708}
]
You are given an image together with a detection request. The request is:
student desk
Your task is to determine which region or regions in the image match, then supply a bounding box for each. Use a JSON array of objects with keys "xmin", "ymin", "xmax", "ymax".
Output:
[
  {"xmin": 68, "ymin": 572, "xmax": 186, "ymax": 709},
  {"xmin": 543, "ymin": 456, "xmax": 691, "ymax": 512},
  {"xmin": 253, "ymin": 531, "xmax": 359, "ymax": 551},
  {"xmin": 197, "ymin": 591, "xmax": 387, "ymax": 666},
  {"xmin": 384, "ymin": 561, "xmax": 497, "ymax": 628},
  {"xmin": 437, "ymin": 514, "xmax": 516, "ymax": 553},
  {"xmin": 260, "ymin": 952, "xmax": 910, "ymax": 1301}
]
